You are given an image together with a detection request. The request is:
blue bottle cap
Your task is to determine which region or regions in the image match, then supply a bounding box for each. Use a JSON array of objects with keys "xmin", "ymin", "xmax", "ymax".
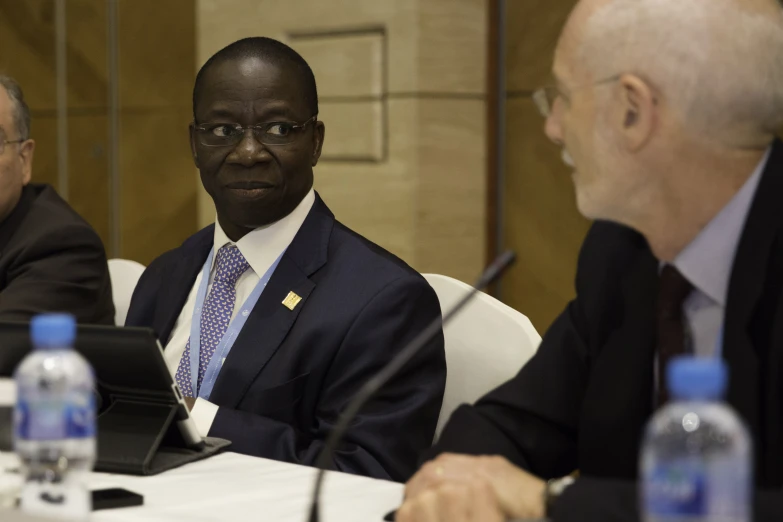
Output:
[
  {"xmin": 30, "ymin": 314, "xmax": 76, "ymax": 349},
  {"xmin": 667, "ymin": 356, "xmax": 727, "ymax": 400}
]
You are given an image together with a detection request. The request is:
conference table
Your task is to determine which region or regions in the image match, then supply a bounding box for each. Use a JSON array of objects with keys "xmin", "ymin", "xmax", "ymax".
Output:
[
  {"xmin": 0, "ymin": 385, "xmax": 544, "ymax": 522},
  {"xmin": 0, "ymin": 378, "xmax": 405, "ymax": 521},
  {"xmin": 1, "ymin": 451, "xmax": 404, "ymax": 521}
]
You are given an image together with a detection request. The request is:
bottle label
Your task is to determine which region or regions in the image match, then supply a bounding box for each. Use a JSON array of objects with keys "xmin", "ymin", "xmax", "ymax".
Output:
[
  {"xmin": 15, "ymin": 388, "xmax": 96, "ymax": 441},
  {"xmin": 644, "ymin": 464, "xmax": 705, "ymax": 515},
  {"xmin": 643, "ymin": 457, "xmax": 750, "ymax": 519}
]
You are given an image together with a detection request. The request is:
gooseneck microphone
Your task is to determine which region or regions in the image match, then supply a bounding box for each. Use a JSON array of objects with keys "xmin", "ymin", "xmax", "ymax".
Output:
[{"xmin": 307, "ymin": 250, "xmax": 517, "ymax": 522}]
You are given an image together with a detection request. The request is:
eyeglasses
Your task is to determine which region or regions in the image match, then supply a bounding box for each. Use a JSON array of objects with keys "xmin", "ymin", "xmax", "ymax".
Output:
[
  {"xmin": 0, "ymin": 138, "xmax": 25, "ymax": 156},
  {"xmin": 532, "ymin": 75, "xmax": 621, "ymax": 118},
  {"xmin": 193, "ymin": 116, "xmax": 318, "ymax": 147}
]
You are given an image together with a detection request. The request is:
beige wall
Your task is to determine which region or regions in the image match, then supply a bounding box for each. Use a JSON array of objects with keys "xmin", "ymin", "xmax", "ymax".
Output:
[{"xmin": 196, "ymin": 0, "xmax": 488, "ymax": 283}]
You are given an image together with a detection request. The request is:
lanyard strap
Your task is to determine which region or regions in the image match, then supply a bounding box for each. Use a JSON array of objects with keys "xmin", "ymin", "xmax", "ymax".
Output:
[{"xmin": 188, "ymin": 247, "xmax": 285, "ymax": 400}]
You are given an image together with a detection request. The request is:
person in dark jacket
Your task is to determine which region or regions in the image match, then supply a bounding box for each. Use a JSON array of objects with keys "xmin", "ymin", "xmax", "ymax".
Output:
[{"xmin": 0, "ymin": 75, "xmax": 113, "ymax": 324}]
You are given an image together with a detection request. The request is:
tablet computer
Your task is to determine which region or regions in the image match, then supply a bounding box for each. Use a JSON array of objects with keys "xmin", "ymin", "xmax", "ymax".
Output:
[{"xmin": 0, "ymin": 322, "xmax": 203, "ymax": 450}]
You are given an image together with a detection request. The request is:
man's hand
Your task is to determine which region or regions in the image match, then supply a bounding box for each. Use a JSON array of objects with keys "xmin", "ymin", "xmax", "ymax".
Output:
[
  {"xmin": 183, "ymin": 397, "xmax": 197, "ymax": 411},
  {"xmin": 397, "ymin": 454, "xmax": 546, "ymax": 522}
]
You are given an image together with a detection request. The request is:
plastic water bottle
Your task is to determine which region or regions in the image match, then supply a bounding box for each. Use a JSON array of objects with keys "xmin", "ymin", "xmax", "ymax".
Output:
[
  {"xmin": 640, "ymin": 356, "xmax": 752, "ymax": 522},
  {"xmin": 13, "ymin": 314, "xmax": 96, "ymax": 519}
]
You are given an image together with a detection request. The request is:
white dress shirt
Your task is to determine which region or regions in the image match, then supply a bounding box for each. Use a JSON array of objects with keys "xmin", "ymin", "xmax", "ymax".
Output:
[
  {"xmin": 166, "ymin": 189, "xmax": 315, "ymax": 436},
  {"xmin": 669, "ymin": 147, "xmax": 771, "ymax": 357}
]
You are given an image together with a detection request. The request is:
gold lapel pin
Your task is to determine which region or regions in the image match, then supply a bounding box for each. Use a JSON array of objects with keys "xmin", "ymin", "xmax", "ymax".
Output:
[{"xmin": 282, "ymin": 291, "xmax": 303, "ymax": 311}]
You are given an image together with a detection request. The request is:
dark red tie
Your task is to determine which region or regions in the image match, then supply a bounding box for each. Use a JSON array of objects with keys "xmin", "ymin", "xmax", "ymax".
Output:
[{"xmin": 656, "ymin": 265, "xmax": 694, "ymax": 406}]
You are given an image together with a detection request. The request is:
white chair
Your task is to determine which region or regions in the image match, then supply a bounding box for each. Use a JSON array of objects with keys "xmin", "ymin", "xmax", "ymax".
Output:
[
  {"xmin": 423, "ymin": 274, "xmax": 542, "ymax": 441},
  {"xmin": 107, "ymin": 258, "xmax": 146, "ymax": 326}
]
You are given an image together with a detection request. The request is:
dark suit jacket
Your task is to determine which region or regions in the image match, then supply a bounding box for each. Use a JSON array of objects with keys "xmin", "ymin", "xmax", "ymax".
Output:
[
  {"xmin": 0, "ymin": 183, "xmax": 114, "ymax": 324},
  {"xmin": 125, "ymin": 193, "xmax": 446, "ymax": 482},
  {"xmin": 430, "ymin": 139, "xmax": 783, "ymax": 521}
]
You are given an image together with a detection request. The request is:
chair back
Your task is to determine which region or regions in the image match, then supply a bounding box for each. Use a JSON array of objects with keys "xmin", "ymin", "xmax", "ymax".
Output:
[
  {"xmin": 423, "ymin": 274, "xmax": 541, "ymax": 441},
  {"xmin": 107, "ymin": 258, "xmax": 146, "ymax": 326}
]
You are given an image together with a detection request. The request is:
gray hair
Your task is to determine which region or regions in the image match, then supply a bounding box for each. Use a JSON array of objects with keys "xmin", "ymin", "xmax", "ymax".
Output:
[
  {"xmin": 581, "ymin": 0, "xmax": 783, "ymax": 143},
  {"xmin": 0, "ymin": 75, "xmax": 31, "ymax": 140}
]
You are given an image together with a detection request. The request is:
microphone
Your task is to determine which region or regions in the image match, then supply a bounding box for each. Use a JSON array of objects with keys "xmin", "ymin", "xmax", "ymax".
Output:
[{"xmin": 307, "ymin": 250, "xmax": 517, "ymax": 522}]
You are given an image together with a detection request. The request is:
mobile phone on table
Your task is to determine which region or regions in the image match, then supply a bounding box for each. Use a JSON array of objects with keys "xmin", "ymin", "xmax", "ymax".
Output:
[{"xmin": 92, "ymin": 488, "xmax": 143, "ymax": 511}]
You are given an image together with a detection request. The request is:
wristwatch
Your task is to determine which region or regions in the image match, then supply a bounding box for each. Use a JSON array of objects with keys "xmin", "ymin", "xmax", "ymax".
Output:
[{"xmin": 543, "ymin": 476, "xmax": 576, "ymax": 517}]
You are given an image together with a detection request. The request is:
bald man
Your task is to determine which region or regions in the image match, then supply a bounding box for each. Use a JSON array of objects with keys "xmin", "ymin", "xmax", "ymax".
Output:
[{"xmin": 397, "ymin": 0, "xmax": 783, "ymax": 520}]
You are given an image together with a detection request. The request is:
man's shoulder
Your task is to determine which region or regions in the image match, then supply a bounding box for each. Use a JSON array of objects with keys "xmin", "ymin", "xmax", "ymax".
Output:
[
  {"xmin": 578, "ymin": 220, "xmax": 650, "ymax": 274},
  {"xmin": 16, "ymin": 184, "xmax": 103, "ymax": 248},
  {"xmin": 327, "ymin": 220, "xmax": 424, "ymax": 285},
  {"xmin": 572, "ymin": 220, "xmax": 655, "ymax": 323}
]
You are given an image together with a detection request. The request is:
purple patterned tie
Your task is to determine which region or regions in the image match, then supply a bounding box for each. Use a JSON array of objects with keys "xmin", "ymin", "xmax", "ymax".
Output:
[{"xmin": 175, "ymin": 245, "xmax": 250, "ymax": 397}]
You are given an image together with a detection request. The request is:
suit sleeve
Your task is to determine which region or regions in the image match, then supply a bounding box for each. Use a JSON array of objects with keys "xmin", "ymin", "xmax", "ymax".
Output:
[
  {"xmin": 0, "ymin": 223, "xmax": 114, "ymax": 324},
  {"xmin": 425, "ymin": 225, "xmax": 622, "ymax": 479},
  {"xmin": 551, "ymin": 478, "xmax": 783, "ymax": 522},
  {"xmin": 207, "ymin": 275, "xmax": 447, "ymax": 482},
  {"xmin": 428, "ymin": 299, "xmax": 588, "ymax": 479}
]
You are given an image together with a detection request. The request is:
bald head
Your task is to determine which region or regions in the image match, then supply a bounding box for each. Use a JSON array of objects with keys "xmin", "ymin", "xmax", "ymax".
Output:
[{"xmin": 557, "ymin": 0, "xmax": 783, "ymax": 146}]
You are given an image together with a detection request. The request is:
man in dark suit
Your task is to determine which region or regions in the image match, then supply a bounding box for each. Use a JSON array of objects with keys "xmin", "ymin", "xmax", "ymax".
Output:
[
  {"xmin": 125, "ymin": 37, "xmax": 446, "ymax": 482},
  {"xmin": 397, "ymin": 0, "xmax": 783, "ymax": 520},
  {"xmin": 0, "ymin": 75, "xmax": 113, "ymax": 324}
]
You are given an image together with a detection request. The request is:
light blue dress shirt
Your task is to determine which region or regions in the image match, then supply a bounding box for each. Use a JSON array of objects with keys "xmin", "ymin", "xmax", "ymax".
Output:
[{"xmin": 669, "ymin": 147, "xmax": 772, "ymax": 357}]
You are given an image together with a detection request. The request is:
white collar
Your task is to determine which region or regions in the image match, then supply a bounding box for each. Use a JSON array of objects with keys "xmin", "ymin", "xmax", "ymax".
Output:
[
  {"xmin": 672, "ymin": 147, "xmax": 771, "ymax": 306},
  {"xmin": 212, "ymin": 189, "xmax": 315, "ymax": 277}
]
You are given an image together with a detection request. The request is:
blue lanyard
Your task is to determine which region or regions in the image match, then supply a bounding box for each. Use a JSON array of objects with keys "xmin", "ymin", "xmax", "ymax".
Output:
[{"xmin": 188, "ymin": 247, "xmax": 284, "ymax": 400}]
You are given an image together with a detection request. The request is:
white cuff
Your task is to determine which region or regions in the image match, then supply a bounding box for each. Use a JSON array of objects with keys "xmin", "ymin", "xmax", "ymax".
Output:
[{"xmin": 190, "ymin": 398, "xmax": 219, "ymax": 437}]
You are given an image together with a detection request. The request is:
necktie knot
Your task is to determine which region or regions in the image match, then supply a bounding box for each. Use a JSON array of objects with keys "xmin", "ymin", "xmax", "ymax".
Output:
[{"xmin": 214, "ymin": 245, "xmax": 250, "ymax": 285}]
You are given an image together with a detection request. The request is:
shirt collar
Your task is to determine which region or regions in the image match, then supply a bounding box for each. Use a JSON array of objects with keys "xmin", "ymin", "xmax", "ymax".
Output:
[
  {"xmin": 672, "ymin": 147, "xmax": 771, "ymax": 306},
  {"xmin": 212, "ymin": 189, "xmax": 315, "ymax": 277}
]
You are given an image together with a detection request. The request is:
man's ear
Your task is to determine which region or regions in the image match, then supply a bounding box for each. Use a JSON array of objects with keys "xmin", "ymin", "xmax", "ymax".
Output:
[
  {"xmin": 189, "ymin": 123, "xmax": 200, "ymax": 168},
  {"xmin": 19, "ymin": 139, "xmax": 35, "ymax": 185},
  {"xmin": 311, "ymin": 121, "xmax": 325, "ymax": 167},
  {"xmin": 616, "ymin": 74, "xmax": 657, "ymax": 151}
]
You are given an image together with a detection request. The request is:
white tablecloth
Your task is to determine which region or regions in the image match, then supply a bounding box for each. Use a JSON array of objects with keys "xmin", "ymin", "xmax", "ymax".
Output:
[
  {"xmin": 1, "ymin": 452, "xmax": 403, "ymax": 522},
  {"xmin": 0, "ymin": 379, "xmax": 403, "ymax": 521},
  {"xmin": 88, "ymin": 453, "xmax": 403, "ymax": 522}
]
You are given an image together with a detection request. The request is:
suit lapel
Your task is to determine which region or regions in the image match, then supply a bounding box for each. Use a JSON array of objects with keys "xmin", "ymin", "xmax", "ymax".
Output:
[
  {"xmin": 580, "ymin": 246, "xmax": 658, "ymax": 478},
  {"xmin": 723, "ymin": 139, "xmax": 783, "ymax": 485},
  {"xmin": 208, "ymin": 194, "xmax": 334, "ymax": 407},
  {"xmin": 155, "ymin": 229, "xmax": 213, "ymax": 344},
  {"xmin": 208, "ymin": 256, "xmax": 315, "ymax": 407}
]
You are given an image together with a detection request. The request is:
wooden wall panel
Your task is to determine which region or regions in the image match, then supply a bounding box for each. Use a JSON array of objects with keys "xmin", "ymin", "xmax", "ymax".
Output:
[
  {"xmin": 65, "ymin": 114, "xmax": 111, "ymax": 247},
  {"xmin": 0, "ymin": 1, "xmax": 108, "ymax": 110},
  {"xmin": 116, "ymin": 0, "xmax": 197, "ymax": 263},
  {"xmin": 64, "ymin": 0, "xmax": 108, "ymax": 110},
  {"xmin": 501, "ymin": 0, "xmax": 589, "ymax": 331},
  {"xmin": 317, "ymin": 101, "xmax": 384, "ymax": 161},
  {"xmin": 0, "ymin": 0, "xmax": 58, "ymax": 193},
  {"xmin": 505, "ymin": 0, "xmax": 575, "ymax": 92},
  {"xmin": 0, "ymin": 0, "xmax": 110, "ymax": 244},
  {"xmin": 0, "ymin": 1, "xmax": 58, "ymax": 110},
  {"xmin": 116, "ymin": 0, "xmax": 196, "ymax": 109},
  {"xmin": 417, "ymin": 0, "xmax": 487, "ymax": 94},
  {"xmin": 416, "ymin": 99, "xmax": 486, "ymax": 282},
  {"xmin": 118, "ymin": 109, "xmax": 197, "ymax": 265},
  {"xmin": 0, "ymin": 0, "xmax": 198, "ymax": 265},
  {"xmin": 294, "ymin": 32, "xmax": 384, "ymax": 98}
]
